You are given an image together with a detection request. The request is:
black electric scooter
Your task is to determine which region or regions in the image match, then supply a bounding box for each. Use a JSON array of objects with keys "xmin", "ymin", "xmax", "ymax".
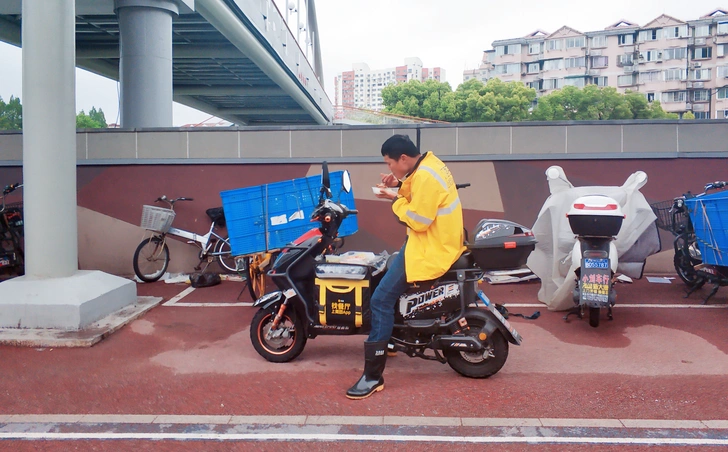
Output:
[{"xmin": 249, "ymin": 163, "xmax": 524, "ymax": 379}]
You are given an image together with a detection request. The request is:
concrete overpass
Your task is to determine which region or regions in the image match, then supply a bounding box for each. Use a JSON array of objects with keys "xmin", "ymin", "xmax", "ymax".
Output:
[{"xmin": 0, "ymin": 0, "xmax": 332, "ymax": 126}]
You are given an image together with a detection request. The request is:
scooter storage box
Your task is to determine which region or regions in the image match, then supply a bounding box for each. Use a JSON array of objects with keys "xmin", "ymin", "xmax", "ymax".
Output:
[
  {"xmin": 314, "ymin": 273, "xmax": 371, "ymax": 329},
  {"xmin": 467, "ymin": 219, "xmax": 536, "ymax": 270},
  {"xmin": 567, "ymin": 195, "xmax": 624, "ymax": 237}
]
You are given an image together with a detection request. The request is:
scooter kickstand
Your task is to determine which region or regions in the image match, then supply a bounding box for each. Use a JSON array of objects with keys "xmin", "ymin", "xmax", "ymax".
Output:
[{"xmin": 563, "ymin": 306, "xmax": 581, "ymax": 322}]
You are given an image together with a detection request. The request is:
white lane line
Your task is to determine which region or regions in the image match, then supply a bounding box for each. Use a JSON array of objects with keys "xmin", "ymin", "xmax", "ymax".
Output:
[
  {"xmin": 502, "ymin": 303, "xmax": 728, "ymax": 309},
  {"xmin": 162, "ymin": 287, "xmax": 196, "ymax": 306},
  {"xmin": 0, "ymin": 432, "xmax": 726, "ymax": 445},
  {"xmin": 3, "ymin": 415, "xmax": 727, "ymax": 429}
]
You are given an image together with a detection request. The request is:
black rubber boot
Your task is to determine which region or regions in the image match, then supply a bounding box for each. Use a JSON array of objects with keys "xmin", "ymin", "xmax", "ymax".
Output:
[{"xmin": 346, "ymin": 341, "xmax": 388, "ymax": 400}]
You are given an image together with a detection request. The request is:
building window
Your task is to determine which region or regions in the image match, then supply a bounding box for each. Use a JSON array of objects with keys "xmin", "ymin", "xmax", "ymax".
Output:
[
  {"xmin": 690, "ymin": 68, "xmax": 711, "ymax": 80},
  {"xmin": 527, "ymin": 80, "xmax": 541, "ymax": 90},
  {"xmin": 564, "ymin": 77, "xmax": 586, "ymax": 87},
  {"xmin": 640, "ymin": 50, "xmax": 662, "ymax": 62},
  {"xmin": 662, "ymin": 91, "xmax": 686, "ymax": 102},
  {"xmin": 717, "ymin": 65, "xmax": 728, "ymax": 78},
  {"xmin": 543, "ymin": 78, "xmax": 563, "ymax": 90},
  {"xmin": 591, "ymin": 56, "xmax": 608, "ymax": 68},
  {"xmin": 721, "ymin": 109, "xmax": 728, "ymax": 118},
  {"xmin": 566, "ymin": 36, "xmax": 586, "ymax": 48},
  {"xmin": 694, "ymin": 25, "xmax": 711, "ymax": 37},
  {"xmin": 618, "ymin": 74, "xmax": 636, "ymax": 86},
  {"xmin": 638, "ymin": 29, "xmax": 661, "ymax": 41},
  {"xmin": 663, "ymin": 68, "xmax": 687, "ymax": 81},
  {"xmin": 617, "ymin": 54, "xmax": 634, "ymax": 66},
  {"xmin": 543, "ymin": 59, "xmax": 563, "ymax": 71},
  {"xmin": 547, "ymin": 39, "xmax": 562, "ymax": 51},
  {"xmin": 527, "ymin": 62, "xmax": 540, "ymax": 73},
  {"xmin": 719, "ymin": 22, "xmax": 728, "ymax": 35},
  {"xmin": 639, "ymin": 71, "xmax": 661, "ymax": 83},
  {"xmin": 664, "ymin": 25, "xmax": 687, "ymax": 38},
  {"xmin": 646, "ymin": 92, "xmax": 655, "ymax": 102},
  {"xmin": 593, "ymin": 76, "xmax": 608, "ymax": 86},
  {"xmin": 693, "ymin": 47, "xmax": 712, "ymax": 59},
  {"xmin": 591, "ymin": 35, "xmax": 607, "ymax": 48},
  {"xmin": 694, "ymin": 111, "xmax": 709, "ymax": 119},
  {"xmin": 718, "ymin": 87, "xmax": 728, "ymax": 99},
  {"xmin": 529, "ymin": 42, "xmax": 542, "ymax": 54},
  {"xmin": 618, "ymin": 34, "xmax": 634, "ymax": 45},
  {"xmin": 693, "ymin": 89, "xmax": 710, "ymax": 102},
  {"xmin": 494, "ymin": 63, "xmax": 521, "ymax": 74},
  {"xmin": 663, "ymin": 47, "xmax": 687, "ymax": 60},
  {"xmin": 565, "ymin": 57, "xmax": 586, "ymax": 68}
]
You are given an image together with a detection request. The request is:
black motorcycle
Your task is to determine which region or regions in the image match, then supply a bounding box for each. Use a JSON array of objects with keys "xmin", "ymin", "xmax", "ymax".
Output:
[
  {"xmin": 0, "ymin": 183, "xmax": 24, "ymax": 278},
  {"xmin": 249, "ymin": 164, "xmax": 532, "ymax": 379}
]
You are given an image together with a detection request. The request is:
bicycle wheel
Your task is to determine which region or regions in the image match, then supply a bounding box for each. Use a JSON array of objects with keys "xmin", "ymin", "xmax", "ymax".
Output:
[
  {"xmin": 133, "ymin": 236, "xmax": 170, "ymax": 283},
  {"xmin": 247, "ymin": 252, "xmax": 276, "ymax": 301},
  {"xmin": 213, "ymin": 237, "xmax": 236, "ymax": 273},
  {"xmin": 674, "ymin": 233, "xmax": 701, "ymax": 287}
]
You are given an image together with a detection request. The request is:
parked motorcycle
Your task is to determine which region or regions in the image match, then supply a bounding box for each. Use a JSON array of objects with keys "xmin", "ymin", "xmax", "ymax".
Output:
[
  {"xmin": 249, "ymin": 163, "xmax": 531, "ymax": 378},
  {"xmin": 565, "ymin": 194, "xmax": 625, "ymax": 327}
]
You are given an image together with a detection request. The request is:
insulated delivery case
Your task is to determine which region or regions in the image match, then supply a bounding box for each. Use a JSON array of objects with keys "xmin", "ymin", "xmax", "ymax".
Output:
[{"xmin": 467, "ymin": 219, "xmax": 536, "ymax": 270}]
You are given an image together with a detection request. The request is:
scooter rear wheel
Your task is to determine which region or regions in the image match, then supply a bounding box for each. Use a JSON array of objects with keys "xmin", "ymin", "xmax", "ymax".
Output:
[
  {"xmin": 250, "ymin": 307, "xmax": 306, "ymax": 363},
  {"xmin": 445, "ymin": 317, "xmax": 508, "ymax": 379},
  {"xmin": 589, "ymin": 306, "xmax": 600, "ymax": 328}
]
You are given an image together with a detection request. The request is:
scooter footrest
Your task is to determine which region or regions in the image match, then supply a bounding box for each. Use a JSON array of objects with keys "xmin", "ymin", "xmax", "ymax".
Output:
[{"xmin": 404, "ymin": 319, "xmax": 440, "ymax": 329}]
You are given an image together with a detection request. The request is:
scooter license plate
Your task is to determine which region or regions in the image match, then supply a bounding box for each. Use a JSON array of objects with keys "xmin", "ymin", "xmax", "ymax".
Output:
[{"xmin": 584, "ymin": 258, "xmax": 609, "ymax": 269}]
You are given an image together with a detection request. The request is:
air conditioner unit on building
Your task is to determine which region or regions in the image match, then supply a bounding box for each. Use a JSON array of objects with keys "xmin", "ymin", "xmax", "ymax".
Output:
[
  {"xmin": 687, "ymin": 37, "xmax": 695, "ymax": 45},
  {"xmin": 693, "ymin": 81, "xmax": 704, "ymax": 88},
  {"xmin": 693, "ymin": 62, "xmax": 702, "ymax": 68},
  {"xmin": 685, "ymin": 103, "xmax": 692, "ymax": 109},
  {"xmin": 687, "ymin": 82, "xmax": 693, "ymax": 88},
  {"xmin": 695, "ymin": 38, "xmax": 706, "ymax": 45},
  {"xmin": 591, "ymin": 49, "xmax": 602, "ymax": 56}
]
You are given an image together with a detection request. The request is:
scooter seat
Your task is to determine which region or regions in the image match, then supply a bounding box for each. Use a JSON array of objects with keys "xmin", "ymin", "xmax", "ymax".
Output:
[{"xmin": 449, "ymin": 252, "xmax": 474, "ymax": 270}]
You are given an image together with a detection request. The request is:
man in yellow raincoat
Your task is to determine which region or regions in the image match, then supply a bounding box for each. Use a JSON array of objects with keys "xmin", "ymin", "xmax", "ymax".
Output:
[{"xmin": 346, "ymin": 134, "xmax": 466, "ymax": 399}]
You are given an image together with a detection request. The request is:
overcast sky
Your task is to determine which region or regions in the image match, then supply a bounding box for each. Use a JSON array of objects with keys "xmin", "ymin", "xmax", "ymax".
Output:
[{"xmin": 0, "ymin": 0, "xmax": 722, "ymax": 125}]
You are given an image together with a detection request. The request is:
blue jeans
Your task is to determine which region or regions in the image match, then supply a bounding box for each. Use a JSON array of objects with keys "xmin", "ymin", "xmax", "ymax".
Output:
[{"xmin": 367, "ymin": 243, "xmax": 410, "ymax": 342}]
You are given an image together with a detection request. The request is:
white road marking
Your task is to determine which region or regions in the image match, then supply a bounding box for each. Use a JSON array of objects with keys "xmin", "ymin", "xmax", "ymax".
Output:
[
  {"xmin": 162, "ymin": 287, "xmax": 196, "ymax": 306},
  {"xmin": 0, "ymin": 432, "xmax": 726, "ymax": 445},
  {"xmin": 2, "ymin": 414, "xmax": 727, "ymax": 428},
  {"xmin": 161, "ymin": 287, "xmax": 253, "ymax": 307}
]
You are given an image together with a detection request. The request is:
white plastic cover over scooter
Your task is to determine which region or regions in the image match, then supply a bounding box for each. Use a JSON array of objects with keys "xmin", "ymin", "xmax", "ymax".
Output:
[{"xmin": 527, "ymin": 166, "xmax": 660, "ymax": 311}]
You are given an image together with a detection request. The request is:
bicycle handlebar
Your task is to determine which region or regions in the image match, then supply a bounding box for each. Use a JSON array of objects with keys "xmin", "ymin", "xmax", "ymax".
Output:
[{"xmin": 155, "ymin": 195, "xmax": 194, "ymax": 206}]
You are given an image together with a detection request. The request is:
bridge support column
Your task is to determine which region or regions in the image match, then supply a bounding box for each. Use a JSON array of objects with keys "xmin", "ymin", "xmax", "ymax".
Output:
[
  {"xmin": 0, "ymin": 0, "xmax": 136, "ymax": 331},
  {"xmin": 116, "ymin": 0, "xmax": 179, "ymax": 128}
]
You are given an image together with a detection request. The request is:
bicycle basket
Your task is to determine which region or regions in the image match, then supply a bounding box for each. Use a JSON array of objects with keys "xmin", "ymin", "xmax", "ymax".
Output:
[
  {"xmin": 650, "ymin": 199, "xmax": 689, "ymax": 235},
  {"xmin": 140, "ymin": 205, "xmax": 175, "ymax": 233}
]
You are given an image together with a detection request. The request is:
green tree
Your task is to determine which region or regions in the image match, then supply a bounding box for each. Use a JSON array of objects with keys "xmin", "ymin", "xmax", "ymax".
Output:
[
  {"xmin": 532, "ymin": 85, "xmax": 680, "ymax": 120},
  {"xmin": 0, "ymin": 96, "xmax": 23, "ymax": 130},
  {"xmin": 682, "ymin": 111, "xmax": 696, "ymax": 119},
  {"xmin": 381, "ymin": 79, "xmax": 455, "ymax": 120},
  {"xmin": 76, "ymin": 108, "xmax": 107, "ymax": 128}
]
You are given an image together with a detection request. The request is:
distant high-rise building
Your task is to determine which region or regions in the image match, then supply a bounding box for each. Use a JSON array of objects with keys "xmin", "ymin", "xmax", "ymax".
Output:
[
  {"xmin": 464, "ymin": 9, "xmax": 728, "ymax": 119},
  {"xmin": 335, "ymin": 57, "xmax": 446, "ymax": 111}
]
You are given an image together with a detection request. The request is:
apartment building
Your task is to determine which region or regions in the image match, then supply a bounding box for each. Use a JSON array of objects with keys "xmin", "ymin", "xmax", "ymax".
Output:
[
  {"xmin": 335, "ymin": 57, "xmax": 446, "ymax": 111},
  {"xmin": 463, "ymin": 9, "xmax": 728, "ymax": 118}
]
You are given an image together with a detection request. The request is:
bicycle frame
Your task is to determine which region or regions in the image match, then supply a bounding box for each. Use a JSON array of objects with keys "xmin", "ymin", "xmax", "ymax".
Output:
[{"xmin": 155, "ymin": 222, "xmax": 228, "ymax": 257}]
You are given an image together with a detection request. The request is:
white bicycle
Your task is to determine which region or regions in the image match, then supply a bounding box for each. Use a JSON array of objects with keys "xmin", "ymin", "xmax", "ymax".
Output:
[{"xmin": 133, "ymin": 195, "xmax": 237, "ymax": 282}]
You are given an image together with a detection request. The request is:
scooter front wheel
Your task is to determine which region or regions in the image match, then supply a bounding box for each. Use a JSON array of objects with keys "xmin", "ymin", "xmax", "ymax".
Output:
[
  {"xmin": 250, "ymin": 307, "xmax": 307, "ymax": 363},
  {"xmin": 445, "ymin": 317, "xmax": 508, "ymax": 379}
]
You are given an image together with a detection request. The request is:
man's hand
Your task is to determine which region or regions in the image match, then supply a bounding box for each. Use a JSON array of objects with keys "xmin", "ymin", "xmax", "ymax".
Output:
[{"xmin": 380, "ymin": 173, "xmax": 399, "ymax": 188}]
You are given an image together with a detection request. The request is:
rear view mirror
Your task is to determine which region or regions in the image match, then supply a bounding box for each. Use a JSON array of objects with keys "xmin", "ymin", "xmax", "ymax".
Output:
[{"xmin": 342, "ymin": 171, "xmax": 352, "ymax": 193}]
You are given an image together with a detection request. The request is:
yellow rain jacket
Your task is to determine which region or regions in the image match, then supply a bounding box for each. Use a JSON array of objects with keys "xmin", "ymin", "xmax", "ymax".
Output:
[{"xmin": 392, "ymin": 152, "xmax": 466, "ymax": 282}]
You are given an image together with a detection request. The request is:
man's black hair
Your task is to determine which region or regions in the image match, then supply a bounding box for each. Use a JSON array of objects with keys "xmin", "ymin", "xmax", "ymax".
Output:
[{"xmin": 381, "ymin": 134, "xmax": 420, "ymax": 159}]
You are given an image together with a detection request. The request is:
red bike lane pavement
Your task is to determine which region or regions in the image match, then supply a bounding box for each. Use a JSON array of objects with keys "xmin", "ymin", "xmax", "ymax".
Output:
[{"xmin": 1, "ymin": 277, "xmax": 727, "ymax": 448}]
